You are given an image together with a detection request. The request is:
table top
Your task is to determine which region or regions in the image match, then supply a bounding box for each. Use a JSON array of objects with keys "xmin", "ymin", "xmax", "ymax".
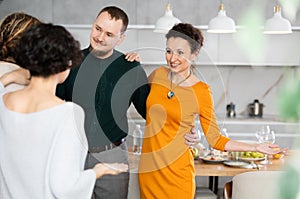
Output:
[
  {"xmin": 129, "ymin": 150, "xmax": 298, "ymax": 177},
  {"xmin": 195, "ymin": 150, "xmax": 298, "ymax": 177},
  {"xmin": 194, "ymin": 157, "xmax": 285, "ymax": 176}
]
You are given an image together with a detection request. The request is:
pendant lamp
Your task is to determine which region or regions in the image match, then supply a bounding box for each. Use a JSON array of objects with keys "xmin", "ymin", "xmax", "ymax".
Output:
[
  {"xmin": 264, "ymin": 5, "xmax": 292, "ymax": 34},
  {"xmin": 154, "ymin": 3, "xmax": 181, "ymax": 33},
  {"xmin": 207, "ymin": 3, "xmax": 236, "ymax": 33}
]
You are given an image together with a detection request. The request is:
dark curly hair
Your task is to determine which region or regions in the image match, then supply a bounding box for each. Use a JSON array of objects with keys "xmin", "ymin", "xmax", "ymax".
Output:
[
  {"xmin": 166, "ymin": 23, "xmax": 204, "ymax": 54},
  {"xmin": 15, "ymin": 23, "xmax": 83, "ymax": 77},
  {"xmin": 0, "ymin": 12, "xmax": 40, "ymax": 63}
]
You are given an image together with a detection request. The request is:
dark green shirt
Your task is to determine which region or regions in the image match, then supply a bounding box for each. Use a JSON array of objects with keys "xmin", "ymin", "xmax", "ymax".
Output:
[{"xmin": 56, "ymin": 48, "xmax": 149, "ymax": 147}]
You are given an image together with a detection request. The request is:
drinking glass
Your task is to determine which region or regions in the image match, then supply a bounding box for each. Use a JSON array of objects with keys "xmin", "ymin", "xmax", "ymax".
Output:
[
  {"xmin": 192, "ymin": 125, "xmax": 202, "ymax": 150},
  {"xmin": 255, "ymin": 126, "xmax": 275, "ymax": 164},
  {"xmin": 196, "ymin": 126, "xmax": 203, "ymax": 143},
  {"xmin": 193, "ymin": 125, "xmax": 206, "ymax": 157},
  {"xmin": 221, "ymin": 128, "xmax": 229, "ymax": 138}
]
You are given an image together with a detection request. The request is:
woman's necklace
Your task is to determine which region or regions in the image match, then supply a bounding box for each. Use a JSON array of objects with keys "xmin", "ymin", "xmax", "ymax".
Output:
[{"xmin": 167, "ymin": 70, "xmax": 192, "ymax": 99}]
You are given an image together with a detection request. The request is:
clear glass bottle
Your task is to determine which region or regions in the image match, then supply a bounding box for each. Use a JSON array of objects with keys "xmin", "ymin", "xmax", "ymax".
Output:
[{"xmin": 133, "ymin": 124, "xmax": 143, "ymax": 154}]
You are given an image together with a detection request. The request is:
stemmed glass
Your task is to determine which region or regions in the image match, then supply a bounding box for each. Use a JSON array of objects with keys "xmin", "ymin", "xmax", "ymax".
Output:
[
  {"xmin": 255, "ymin": 125, "xmax": 275, "ymax": 164},
  {"xmin": 192, "ymin": 124, "xmax": 204, "ymax": 158},
  {"xmin": 196, "ymin": 125, "xmax": 202, "ymax": 144}
]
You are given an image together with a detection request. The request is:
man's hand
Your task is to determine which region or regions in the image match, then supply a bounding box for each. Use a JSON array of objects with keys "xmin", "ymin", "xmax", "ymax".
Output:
[
  {"xmin": 125, "ymin": 52, "xmax": 141, "ymax": 62},
  {"xmin": 185, "ymin": 127, "xmax": 201, "ymax": 147}
]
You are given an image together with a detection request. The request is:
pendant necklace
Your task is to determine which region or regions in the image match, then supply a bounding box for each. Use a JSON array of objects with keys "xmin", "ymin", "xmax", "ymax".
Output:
[{"xmin": 167, "ymin": 70, "xmax": 192, "ymax": 99}]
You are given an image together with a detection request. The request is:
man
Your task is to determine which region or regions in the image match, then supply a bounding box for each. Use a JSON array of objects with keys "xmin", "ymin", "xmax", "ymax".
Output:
[{"xmin": 56, "ymin": 6, "xmax": 146, "ymax": 199}]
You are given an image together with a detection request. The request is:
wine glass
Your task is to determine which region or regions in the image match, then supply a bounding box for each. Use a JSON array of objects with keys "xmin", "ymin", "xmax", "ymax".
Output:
[
  {"xmin": 189, "ymin": 125, "xmax": 202, "ymax": 149},
  {"xmin": 193, "ymin": 125, "xmax": 205, "ymax": 157},
  {"xmin": 255, "ymin": 126, "xmax": 275, "ymax": 164},
  {"xmin": 221, "ymin": 128, "xmax": 229, "ymax": 138}
]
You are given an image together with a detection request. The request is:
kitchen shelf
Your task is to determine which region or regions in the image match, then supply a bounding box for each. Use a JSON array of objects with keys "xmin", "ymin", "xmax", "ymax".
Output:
[
  {"xmin": 62, "ymin": 24, "xmax": 300, "ymax": 31},
  {"xmin": 129, "ymin": 116, "xmax": 300, "ymax": 126}
]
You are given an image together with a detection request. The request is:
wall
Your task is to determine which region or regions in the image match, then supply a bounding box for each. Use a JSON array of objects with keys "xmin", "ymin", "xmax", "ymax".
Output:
[
  {"xmin": 1, "ymin": 0, "xmax": 299, "ymax": 67},
  {"xmin": 1, "ymin": 0, "xmax": 300, "ymax": 25},
  {"xmin": 1, "ymin": 1, "xmax": 300, "ymax": 147},
  {"xmin": 1, "ymin": 0, "xmax": 299, "ymax": 113}
]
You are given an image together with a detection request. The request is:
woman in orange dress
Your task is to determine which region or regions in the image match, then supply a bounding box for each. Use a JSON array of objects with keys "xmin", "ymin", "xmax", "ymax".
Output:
[{"xmin": 138, "ymin": 23, "xmax": 287, "ymax": 199}]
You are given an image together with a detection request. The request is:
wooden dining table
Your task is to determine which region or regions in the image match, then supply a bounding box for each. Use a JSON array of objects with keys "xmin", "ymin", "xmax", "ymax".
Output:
[
  {"xmin": 128, "ymin": 150, "xmax": 297, "ymax": 194},
  {"xmin": 194, "ymin": 156, "xmax": 285, "ymax": 176},
  {"xmin": 194, "ymin": 150, "xmax": 298, "ymax": 194}
]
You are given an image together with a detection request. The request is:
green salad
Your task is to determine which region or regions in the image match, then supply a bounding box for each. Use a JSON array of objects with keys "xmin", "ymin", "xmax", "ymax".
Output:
[{"xmin": 240, "ymin": 151, "xmax": 264, "ymax": 158}]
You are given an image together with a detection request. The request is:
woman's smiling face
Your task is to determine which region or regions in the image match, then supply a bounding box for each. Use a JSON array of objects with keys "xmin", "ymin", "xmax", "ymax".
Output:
[{"xmin": 165, "ymin": 37, "xmax": 196, "ymax": 74}]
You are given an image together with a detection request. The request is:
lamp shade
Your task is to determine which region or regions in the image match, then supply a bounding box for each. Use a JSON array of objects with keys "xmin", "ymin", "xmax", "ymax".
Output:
[
  {"xmin": 154, "ymin": 3, "xmax": 181, "ymax": 33},
  {"xmin": 207, "ymin": 3, "xmax": 236, "ymax": 33},
  {"xmin": 264, "ymin": 5, "xmax": 292, "ymax": 34}
]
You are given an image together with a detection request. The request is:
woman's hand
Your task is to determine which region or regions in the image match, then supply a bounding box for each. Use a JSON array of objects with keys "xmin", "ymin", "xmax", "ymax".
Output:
[
  {"xmin": 184, "ymin": 127, "xmax": 200, "ymax": 147},
  {"xmin": 93, "ymin": 163, "xmax": 128, "ymax": 179},
  {"xmin": 0, "ymin": 68, "xmax": 30, "ymax": 86},
  {"xmin": 255, "ymin": 143, "xmax": 288, "ymax": 155},
  {"xmin": 125, "ymin": 52, "xmax": 141, "ymax": 62}
]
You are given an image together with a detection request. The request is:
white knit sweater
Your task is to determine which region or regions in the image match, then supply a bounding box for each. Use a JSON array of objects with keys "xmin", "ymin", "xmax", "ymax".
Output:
[{"xmin": 0, "ymin": 87, "xmax": 96, "ymax": 199}]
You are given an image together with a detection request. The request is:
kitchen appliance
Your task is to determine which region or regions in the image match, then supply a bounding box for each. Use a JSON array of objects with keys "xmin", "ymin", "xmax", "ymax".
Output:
[
  {"xmin": 226, "ymin": 102, "xmax": 236, "ymax": 118},
  {"xmin": 247, "ymin": 99, "xmax": 264, "ymax": 117}
]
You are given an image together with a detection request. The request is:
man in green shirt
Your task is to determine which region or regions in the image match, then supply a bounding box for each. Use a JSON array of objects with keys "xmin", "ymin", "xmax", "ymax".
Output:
[{"xmin": 56, "ymin": 6, "xmax": 147, "ymax": 199}]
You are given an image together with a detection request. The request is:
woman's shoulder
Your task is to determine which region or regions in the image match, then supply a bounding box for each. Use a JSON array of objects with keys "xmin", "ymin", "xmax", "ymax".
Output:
[
  {"xmin": 64, "ymin": 102, "xmax": 84, "ymax": 115},
  {"xmin": 148, "ymin": 66, "xmax": 169, "ymax": 83},
  {"xmin": 194, "ymin": 80, "xmax": 209, "ymax": 88},
  {"xmin": 192, "ymin": 80, "xmax": 211, "ymax": 93},
  {"xmin": 154, "ymin": 66, "xmax": 168, "ymax": 73},
  {"xmin": 149, "ymin": 66, "xmax": 168, "ymax": 79}
]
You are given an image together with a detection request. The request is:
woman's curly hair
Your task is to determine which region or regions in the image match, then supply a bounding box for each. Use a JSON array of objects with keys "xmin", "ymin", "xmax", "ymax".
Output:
[
  {"xmin": 0, "ymin": 12, "xmax": 40, "ymax": 63},
  {"xmin": 15, "ymin": 23, "xmax": 83, "ymax": 77},
  {"xmin": 166, "ymin": 23, "xmax": 204, "ymax": 54}
]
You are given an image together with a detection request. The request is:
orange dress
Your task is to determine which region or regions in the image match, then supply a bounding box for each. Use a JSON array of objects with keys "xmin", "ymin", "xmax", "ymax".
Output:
[{"xmin": 138, "ymin": 66, "xmax": 230, "ymax": 199}]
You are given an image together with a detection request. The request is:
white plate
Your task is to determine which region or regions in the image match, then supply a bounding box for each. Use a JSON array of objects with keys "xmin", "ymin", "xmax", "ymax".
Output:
[
  {"xmin": 201, "ymin": 156, "xmax": 225, "ymax": 164},
  {"xmin": 223, "ymin": 160, "xmax": 251, "ymax": 168}
]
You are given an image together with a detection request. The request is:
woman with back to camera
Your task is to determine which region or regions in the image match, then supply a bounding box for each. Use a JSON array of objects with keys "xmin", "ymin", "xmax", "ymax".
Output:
[
  {"xmin": 138, "ymin": 23, "xmax": 287, "ymax": 198},
  {"xmin": 0, "ymin": 12, "xmax": 38, "ymax": 91},
  {"xmin": 0, "ymin": 23, "xmax": 127, "ymax": 199}
]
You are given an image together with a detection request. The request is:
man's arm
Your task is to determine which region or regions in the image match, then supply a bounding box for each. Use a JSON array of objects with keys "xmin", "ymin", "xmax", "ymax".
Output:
[{"xmin": 130, "ymin": 64, "xmax": 150, "ymax": 119}]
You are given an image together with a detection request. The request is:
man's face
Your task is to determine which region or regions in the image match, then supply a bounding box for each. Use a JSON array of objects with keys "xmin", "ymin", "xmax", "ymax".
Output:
[{"xmin": 90, "ymin": 11, "xmax": 125, "ymax": 58}]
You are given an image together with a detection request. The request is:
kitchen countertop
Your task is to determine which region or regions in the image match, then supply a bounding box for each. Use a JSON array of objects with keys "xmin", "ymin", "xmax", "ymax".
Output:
[{"xmin": 128, "ymin": 114, "xmax": 299, "ymax": 125}]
